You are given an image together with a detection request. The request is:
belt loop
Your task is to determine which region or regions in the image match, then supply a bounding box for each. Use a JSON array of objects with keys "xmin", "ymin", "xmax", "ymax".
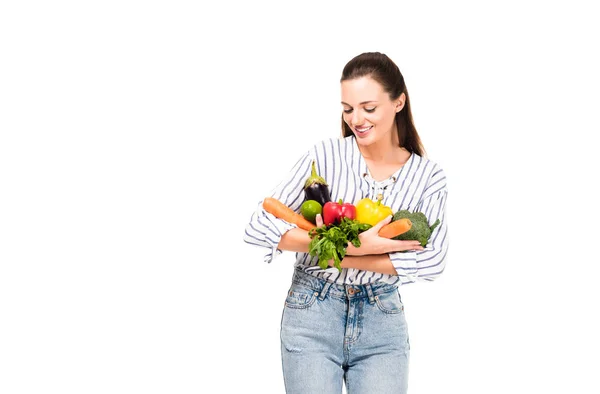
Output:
[
  {"xmin": 319, "ymin": 282, "xmax": 332, "ymax": 301},
  {"xmin": 365, "ymin": 284, "xmax": 375, "ymax": 304}
]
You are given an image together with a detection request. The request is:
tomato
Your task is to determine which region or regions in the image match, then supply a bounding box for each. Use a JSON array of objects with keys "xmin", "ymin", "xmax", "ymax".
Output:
[
  {"xmin": 355, "ymin": 197, "xmax": 393, "ymax": 226},
  {"xmin": 301, "ymin": 200, "xmax": 323, "ymax": 224}
]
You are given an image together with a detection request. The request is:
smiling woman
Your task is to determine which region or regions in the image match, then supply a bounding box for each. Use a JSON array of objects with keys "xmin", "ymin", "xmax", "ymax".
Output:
[
  {"xmin": 243, "ymin": 52, "xmax": 449, "ymax": 394},
  {"xmin": 341, "ymin": 78, "xmax": 403, "ymax": 146},
  {"xmin": 340, "ymin": 53, "xmax": 424, "ymax": 182}
]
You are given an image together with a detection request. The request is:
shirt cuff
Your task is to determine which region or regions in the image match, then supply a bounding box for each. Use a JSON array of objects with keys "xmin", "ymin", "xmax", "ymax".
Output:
[
  {"xmin": 263, "ymin": 216, "xmax": 297, "ymax": 264},
  {"xmin": 389, "ymin": 251, "xmax": 418, "ymax": 283}
]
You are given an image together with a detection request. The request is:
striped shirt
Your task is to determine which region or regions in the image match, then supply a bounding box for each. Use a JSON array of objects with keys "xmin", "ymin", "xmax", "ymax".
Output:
[{"xmin": 243, "ymin": 135, "xmax": 449, "ymax": 286}]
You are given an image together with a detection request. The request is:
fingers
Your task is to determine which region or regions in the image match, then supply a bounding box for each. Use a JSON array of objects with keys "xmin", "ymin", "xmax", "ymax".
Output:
[
  {"xmin": 410, "ymin": 242, "xmax": 425, "ymax": 251},
  {"xmin": 315, "ymin": 213, "xmax": 324, "ymax": 227},
  {"xmin": 371, "ymin": 215, "xmax": 393, "ymax": 232},
  {"xmin": 384, "ymin": 239, "xmax": 424, "ymax": 252},
  {"xmin": 398, "ymin": 240, "xmax": 424, "ymax": 251}
]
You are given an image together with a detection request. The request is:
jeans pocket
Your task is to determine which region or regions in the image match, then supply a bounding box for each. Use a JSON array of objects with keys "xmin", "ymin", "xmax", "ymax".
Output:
[
  {"xmin": 284, "ymin": 284, "xmax": 318, "ymax": 309},
  {"xmin": 374, "ymin": 289, "xmax": 404, "ymax": 314}
]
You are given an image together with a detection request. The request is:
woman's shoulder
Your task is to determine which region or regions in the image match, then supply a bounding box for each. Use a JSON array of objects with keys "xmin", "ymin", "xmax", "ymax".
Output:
[
  {"xmin": 411, "ymin": 153, "xmax": 448, "ymax": 192},
  {"xmin": 411, "ymin": 152, "xmax": 445, "ymax": 174}
]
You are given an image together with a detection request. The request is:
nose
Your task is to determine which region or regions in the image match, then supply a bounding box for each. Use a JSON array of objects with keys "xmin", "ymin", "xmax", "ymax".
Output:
[{"xmin": 351, "ymin": 110, "xmax": 364, "ymax": 126}]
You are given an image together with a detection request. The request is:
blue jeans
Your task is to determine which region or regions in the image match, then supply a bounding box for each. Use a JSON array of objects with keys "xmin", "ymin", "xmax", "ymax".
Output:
[{"xmin": 280, "ymin": 268, "xmax": 410, "ymax": 394}]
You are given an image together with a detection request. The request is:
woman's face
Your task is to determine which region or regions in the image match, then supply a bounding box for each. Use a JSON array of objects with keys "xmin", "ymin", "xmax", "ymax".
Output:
[{"xmin": 341, "ymin": 76, "xmax": 404, "ymax": 147}]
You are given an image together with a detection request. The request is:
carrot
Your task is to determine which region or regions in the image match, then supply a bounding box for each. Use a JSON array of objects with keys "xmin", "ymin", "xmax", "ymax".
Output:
[
  {"xmin": 263, "ymin": 197, "xmax": 316, "ymax": 231},
  {"xmin": 379, "ymin": 218, "xmax": 412, "ymax": 239}
]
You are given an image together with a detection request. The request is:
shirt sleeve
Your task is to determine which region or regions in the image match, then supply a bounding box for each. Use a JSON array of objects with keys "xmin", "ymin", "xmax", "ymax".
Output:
[
  {"xmin": 389, "ymin": 167, "xmax": 449, "ymax": 284},
  {"xmin": 243, "ymin": 150, "xmax": 314, "ymax": 263}
]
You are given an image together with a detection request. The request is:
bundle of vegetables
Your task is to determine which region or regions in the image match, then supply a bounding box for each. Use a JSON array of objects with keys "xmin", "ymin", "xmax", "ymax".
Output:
[
  {"xmin": 306, "ymin": 197, "xmax": 414, "ymax": 272},
  {"xmin": 263, "ymin": 162, "xmax": 438, "ymax": 272},
  {"xmin": 308, "ymin": 217, "xmax": 371, "ymax": 271},
  {"xmin": 300, "ymin": 163, "xmax": 367, "ymax": 271},
  {"xmin": 390, "ymin": 210, "xmax": 441, "ymax": 246}
]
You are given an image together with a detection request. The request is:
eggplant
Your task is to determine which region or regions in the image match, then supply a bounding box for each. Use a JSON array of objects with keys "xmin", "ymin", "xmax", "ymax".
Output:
[{"xmin": 304, "ymin": 160, "xmax": 331, "ymax": 206}]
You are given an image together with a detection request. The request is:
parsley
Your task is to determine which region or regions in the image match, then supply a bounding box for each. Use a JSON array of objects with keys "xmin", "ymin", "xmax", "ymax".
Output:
[{"xmin": 308, "ymin": 217, "xmax": 372, "ymax": 271}]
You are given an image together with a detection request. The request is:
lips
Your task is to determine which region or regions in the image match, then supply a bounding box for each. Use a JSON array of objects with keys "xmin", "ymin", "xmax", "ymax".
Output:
[
  {"xmin": 354, "ymin": 125, "xmax": 373, "ymax": 138},
  {"xmin": 354, "ymin": 125, "xmax": 373, "ymax": 134}
]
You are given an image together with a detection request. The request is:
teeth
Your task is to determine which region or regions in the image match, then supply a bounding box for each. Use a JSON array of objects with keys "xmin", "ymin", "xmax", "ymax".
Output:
[{"xmin": 356, "ymin": 126, "xmax": 372, "ymax": 132}]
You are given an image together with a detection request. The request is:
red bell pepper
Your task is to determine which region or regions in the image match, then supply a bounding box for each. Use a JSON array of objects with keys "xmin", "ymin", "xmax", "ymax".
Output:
[{"xmin": 322, "ymin": 199, "xmax": 357, "ymax": 226}]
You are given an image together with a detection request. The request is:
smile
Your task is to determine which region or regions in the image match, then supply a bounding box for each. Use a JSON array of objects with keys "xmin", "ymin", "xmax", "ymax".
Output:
[{"xmin": 355, "ymin": 126, "xmax": 373, "ymax": 133}]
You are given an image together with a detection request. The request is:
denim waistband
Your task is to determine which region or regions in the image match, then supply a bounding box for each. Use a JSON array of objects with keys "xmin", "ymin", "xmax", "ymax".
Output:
[{"xmin": 291, "ymin": 267, "xmax": 399, "ymax": 302}]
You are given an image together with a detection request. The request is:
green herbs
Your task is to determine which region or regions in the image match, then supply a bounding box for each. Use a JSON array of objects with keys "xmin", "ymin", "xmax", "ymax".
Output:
[{"xmin": 308, "ymin": 217, "xmax": 371, "ymax": 271}]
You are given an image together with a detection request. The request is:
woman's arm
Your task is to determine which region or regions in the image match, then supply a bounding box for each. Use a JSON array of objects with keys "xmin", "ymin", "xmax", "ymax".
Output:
[
  {"xmin": 284, "ymin": 214, "xmax": 418, "ymax": 275},
  {"xmin": 243, "ymin": 151, "xmax": 314, "ymax": 263},
  {"xmin": 276, "ymin": 227, "xmax": 312, "ymax": 253},
  {"xmin": 388, "ymin": 173, "xmax": 449, "ymax": 284},
  {"xmin": 345, "ymin": 215, "xmax": 424, "ymax": 256},
  {"xmin": 336, "ymin": 216, "xmax": 423, "ymax": 275},
  {"xmin": 277, "ymin": 225, "xmax": 422, "ymax": 276},
  {"xmin": 338, "ymin": 254, "xmax": 397, "ymax": 275}
]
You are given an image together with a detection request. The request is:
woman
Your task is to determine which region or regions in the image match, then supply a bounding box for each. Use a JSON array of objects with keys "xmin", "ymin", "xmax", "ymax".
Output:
[{"xmin": 243, "ymin": 52, "xmax": 449, "ymax": 394}]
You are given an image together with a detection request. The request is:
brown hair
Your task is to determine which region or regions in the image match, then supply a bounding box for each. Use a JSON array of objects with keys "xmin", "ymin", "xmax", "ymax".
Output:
[{"xmin": 340, "ymin": 52, "xmax": 425, "ymax": 157}]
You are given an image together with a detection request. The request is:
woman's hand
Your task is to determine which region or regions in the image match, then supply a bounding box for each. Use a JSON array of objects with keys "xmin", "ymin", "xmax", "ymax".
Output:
[
  {"xmin": 315, "ymin": 214, "xmax": 424, "ymax": 256},
  {"xmin": 349, "ymin": 215, "xmax": 423, "ymax": 255}
]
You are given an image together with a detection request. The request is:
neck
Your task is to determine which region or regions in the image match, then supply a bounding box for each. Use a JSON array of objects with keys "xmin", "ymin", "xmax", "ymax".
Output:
[
  {"xmin": 360, "ymin": 144, "xmax": 395, "ymax": 162},
  {"xmin": 359, "ymin": 129, "xmax": 402, "ymax": 163}
]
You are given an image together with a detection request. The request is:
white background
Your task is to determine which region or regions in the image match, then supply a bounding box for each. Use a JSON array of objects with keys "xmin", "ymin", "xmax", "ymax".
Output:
[{"xmin": 1, "ymin": 1, "xmax": 599, "ymax": 393}]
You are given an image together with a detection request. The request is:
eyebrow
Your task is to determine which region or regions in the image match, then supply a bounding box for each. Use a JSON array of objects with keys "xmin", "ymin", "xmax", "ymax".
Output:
[{"xmin": 341, "ymin": 101, "xmax": 378, "ymax": 106}]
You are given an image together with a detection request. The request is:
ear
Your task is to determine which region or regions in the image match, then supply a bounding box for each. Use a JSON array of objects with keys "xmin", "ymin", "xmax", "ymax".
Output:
[{"xmin": 395, "ymin": 92, "xmax": 406, "ymax": 113}]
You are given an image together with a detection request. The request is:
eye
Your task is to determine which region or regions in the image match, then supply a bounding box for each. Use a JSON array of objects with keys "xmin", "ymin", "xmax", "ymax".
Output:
[
  {"xmin": 343, "ymin": 108, "xmax": 353, "ymax": 114},
  {"xmin": 365, "ymin": 107, "xmax": 376, "ymax": 113}
]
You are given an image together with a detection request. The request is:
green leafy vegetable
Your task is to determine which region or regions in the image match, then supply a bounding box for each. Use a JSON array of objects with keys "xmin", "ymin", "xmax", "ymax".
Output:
[{"xmin": 308, "ymin": 217, "xmax": 371, "ymax": 271}]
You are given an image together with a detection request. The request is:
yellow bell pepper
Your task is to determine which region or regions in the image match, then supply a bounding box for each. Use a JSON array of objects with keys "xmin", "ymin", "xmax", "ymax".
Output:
[{"xmin": 355, "ymin": 196, "xmax": 393, "ymax": 226}]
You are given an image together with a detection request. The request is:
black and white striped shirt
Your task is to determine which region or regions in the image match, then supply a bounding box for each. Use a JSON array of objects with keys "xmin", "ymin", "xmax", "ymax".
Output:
[{"xmin": 244, "ymin": 135, "xmax": 449, "ymax": 286}]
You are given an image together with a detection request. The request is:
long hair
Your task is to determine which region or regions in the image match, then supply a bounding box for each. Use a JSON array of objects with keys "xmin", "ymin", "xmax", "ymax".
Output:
[{"xmin": 340, "ymin": 52, "xmax": 425, "ymax": 156}]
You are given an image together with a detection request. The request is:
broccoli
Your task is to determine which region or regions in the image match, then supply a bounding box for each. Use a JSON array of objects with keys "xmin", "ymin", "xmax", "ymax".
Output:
[{"xmin": 391, "ymin": 210, "xmax": 441, "ymax": 246}]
